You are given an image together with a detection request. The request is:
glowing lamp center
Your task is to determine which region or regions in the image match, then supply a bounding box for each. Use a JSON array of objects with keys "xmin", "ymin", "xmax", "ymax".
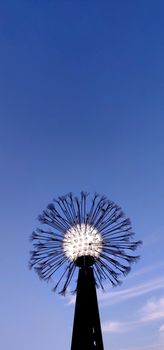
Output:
[{"xmin": 63, "ymin": 223, "xmax": 102, "ymax": 262}]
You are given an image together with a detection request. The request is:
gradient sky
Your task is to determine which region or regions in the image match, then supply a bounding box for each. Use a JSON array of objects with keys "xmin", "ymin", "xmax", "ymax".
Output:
[{"xmin": 1, "ymin": 1, "xmax": 164, "ymax": 349}]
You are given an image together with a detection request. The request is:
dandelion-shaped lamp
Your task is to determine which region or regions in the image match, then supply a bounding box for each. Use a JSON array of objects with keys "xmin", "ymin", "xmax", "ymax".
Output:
[{"xmin": 29, "ymin": 192, "xmax": 142, "ymax": 350}]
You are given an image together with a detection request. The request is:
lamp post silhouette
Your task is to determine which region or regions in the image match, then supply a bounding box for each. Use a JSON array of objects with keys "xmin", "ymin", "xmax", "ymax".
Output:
[{"xmin": 29, "ymin": 192, "xmax": 142, "ymax": 349}]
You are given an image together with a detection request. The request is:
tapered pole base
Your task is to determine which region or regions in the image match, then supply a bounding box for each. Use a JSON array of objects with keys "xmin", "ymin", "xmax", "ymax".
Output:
[{"xmin": 71, "ymin": 266, "xmax": 104, "ymax": 350}]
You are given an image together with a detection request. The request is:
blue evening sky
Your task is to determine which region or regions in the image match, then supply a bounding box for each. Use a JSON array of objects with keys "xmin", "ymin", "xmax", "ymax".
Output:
[{"xmin": 0, "ymin": 1, "xmax": 164, "ymax": 349}]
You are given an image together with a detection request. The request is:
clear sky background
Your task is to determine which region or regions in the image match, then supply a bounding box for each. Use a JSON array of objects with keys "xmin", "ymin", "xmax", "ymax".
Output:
[{"xmin": 0, "ymin": 1, "xmax": 164, "ymax": 349}]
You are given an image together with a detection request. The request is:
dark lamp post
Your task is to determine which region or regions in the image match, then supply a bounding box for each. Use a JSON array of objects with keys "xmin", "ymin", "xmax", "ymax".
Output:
[{"xmin": 29, "ymin": 192, "xmax": 142, "ymax": 350}]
